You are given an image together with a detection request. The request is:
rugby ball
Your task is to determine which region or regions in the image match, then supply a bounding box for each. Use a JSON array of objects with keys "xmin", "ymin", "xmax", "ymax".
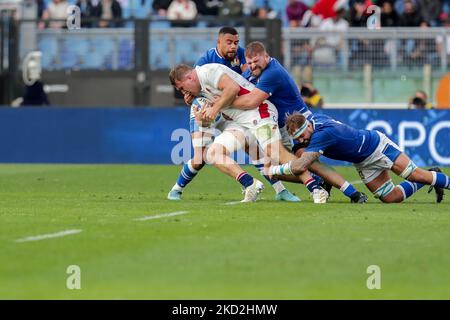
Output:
[{"xmin": 191, "ymin": 97, "xmax": 214, "ymax": 127}]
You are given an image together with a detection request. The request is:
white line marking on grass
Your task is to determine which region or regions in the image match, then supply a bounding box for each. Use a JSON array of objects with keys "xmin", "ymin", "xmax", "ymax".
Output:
[
  {"xmin": 134, "ymin": 211, "xmax": 189, "ymax": 221},
  {"xmin": 350, "ymin": 180, "xmax": 364, "ymax": 185},
  {"xmin": 224, "ymin": 201, "xmax": 242, "ymax": 205},
  {"xmin": 15, "ymin": 229, "xmax": 82, "ymax": 243}
]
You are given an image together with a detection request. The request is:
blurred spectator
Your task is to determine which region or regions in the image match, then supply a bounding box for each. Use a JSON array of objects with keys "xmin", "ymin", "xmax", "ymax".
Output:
[
  {"xmin": 436, "ymin": 16, "xmax": 450, "ymax": 64},
  {"xmin": 405, "ymin": 21, "xmax": 439, "ymax": 66},
  {"xmin": 40, "ymin": 0, "xmax": 70, "ymax": 29},
  {"xmin": 37, "ymin": 0, "xmax": 46, "ymax": 19},
  {"xmin": 193, "ymin": 0, "xmax": 221, "ymax": 16},
  {"xmin": 348, "ymin": 0, "xmax": 370, "ymax": 27},
  {"xmin": 318, "ymin": 8, "xmax": 349, "ymax": 47},
  {"xmin": 311, "ymin": 0, "xmax": 347, "ymax": 20},
  {"xmin": 167, "ymin": 0, "xmax": 198, "ymax": 27},
  {"xmin": 286, "ymin": 0, "xmax": 309, "ymax": 27},
  {"xmin": 394, "ymin": 0, "xmax": 417, "ymax": 14},
  {"xmin": 313, "ymin": 8, "xmax": 348, "ymax": 65},
  {"xmin": 152, "ymin": 0, "xmax": 172, "ymax": 17},
  {"xmin": 301, "ymin": 83, "xmax": 324, "ymax": 108},
  {"xmin": 218, "ymin": 0, "xmax": 243, "ymax": 18},
  {"xmin": 408, "ymin": 90, "xmax": 433, "ymax": 109},
  {"xmin": 76, "ymin": 0, "xmax": 97, "ymax": 28},
  {"xmin": 348, "ymin": 0, "xmax": 372, "ymax": 66},
  {"xmin": 380, "ymin": 0, "xmax": 399, "ymax": 27},
  {"xmin": 250, "ymin": 3, "xmax": 278, "ymax": 27},
  {"xmin": 94, "ymin": 0, "xmax": 123, "ymax": 28},
  {"xmin": 20, "ymin": 51, "xmax": 50, "ymax": 106},
  {"xmin": 399, "ymin": 0, "xmax": 424, "ymax": 26},
  {"xmin": 241, "ymin": 0, "xmax": 256, "ymax": 16},
  {"xmin": 21, "ymin": 81, "xmax": 50, "ymax": 106},
  {"xmin": 254, "ymin": 2, "xmax": 277, "ymax": 19},
  {"xmin": 417, "ymin": 0, "xmax": 442, "ymax": 26}
]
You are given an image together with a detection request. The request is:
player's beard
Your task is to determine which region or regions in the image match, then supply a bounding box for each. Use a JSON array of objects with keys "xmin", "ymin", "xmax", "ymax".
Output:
[{"xmin": 225, "ymin": 51, "xmax": 237, "ymax": 61}]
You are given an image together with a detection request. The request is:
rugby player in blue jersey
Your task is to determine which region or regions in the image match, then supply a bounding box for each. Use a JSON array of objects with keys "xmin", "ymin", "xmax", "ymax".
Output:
[
  {"xmin": 168, "ymin": 28, "xmax": 299, "ymax": 202},
  {"xmin": 269, "ymin": 113, "xmax": 446, "ymax": 203},
  {"xmin": 232, "ymin": 41, "xmax": 368, "ymax": 203}
]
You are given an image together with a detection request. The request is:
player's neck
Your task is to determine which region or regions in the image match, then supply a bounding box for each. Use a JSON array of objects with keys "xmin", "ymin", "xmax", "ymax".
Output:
[{"xmin": 215, "ymin": 48, "xmax": 231, "ymax": 61}]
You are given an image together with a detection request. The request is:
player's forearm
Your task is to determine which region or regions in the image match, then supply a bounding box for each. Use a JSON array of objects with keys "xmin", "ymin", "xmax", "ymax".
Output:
[
  {"xmin": 213, "ymin": 88, "xmax": 239, "ymax": 112},
  {"xmin": 291, "ymin": 152, "xmax": 320, "ymax": 174},
  {"xmin": 231, "ymin": 95, "xmax": 260, "ymax": 110},
  {"xmin": 270, "ymin": 153, "xmax": 319, "ymax": 176},
  {"xmin": 270, "ymin": 161, "xmax": 308, "ymax": 176}
]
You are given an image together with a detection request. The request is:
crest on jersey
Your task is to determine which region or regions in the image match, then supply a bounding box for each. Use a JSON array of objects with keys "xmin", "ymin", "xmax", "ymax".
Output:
[{"xmin": 231, "ymin": 56, "xmax": 240, "ymax": 68}]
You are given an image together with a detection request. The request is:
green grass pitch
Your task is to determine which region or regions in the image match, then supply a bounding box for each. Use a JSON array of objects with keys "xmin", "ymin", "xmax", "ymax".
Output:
[{"xmin": 1, "ymin": 164, "xmax": 449, "ymax": 299}]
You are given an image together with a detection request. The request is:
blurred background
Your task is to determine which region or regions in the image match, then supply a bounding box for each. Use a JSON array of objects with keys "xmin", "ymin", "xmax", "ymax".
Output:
[{"xmin": 0, "ymin": 0, "xmax": 449, "ymax": 165}]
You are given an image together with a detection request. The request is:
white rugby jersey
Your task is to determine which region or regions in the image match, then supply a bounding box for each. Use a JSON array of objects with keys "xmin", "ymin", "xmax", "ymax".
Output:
[{"xmin": 195, "ymin": 63, "xmax": 278, "ymax": 128}]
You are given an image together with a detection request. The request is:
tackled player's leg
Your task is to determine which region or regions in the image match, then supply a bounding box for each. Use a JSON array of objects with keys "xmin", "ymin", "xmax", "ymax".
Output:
[
  {"xmin": 206, "ymin": 129, "xmax": 264, "ymax": 202},
  {"xmin": 252, "ymin": 123, "xmax": 328, "ymax": 203},
  {"xmin": 168, "ymin": 130, "xmax": 209, "ymax": 200}
]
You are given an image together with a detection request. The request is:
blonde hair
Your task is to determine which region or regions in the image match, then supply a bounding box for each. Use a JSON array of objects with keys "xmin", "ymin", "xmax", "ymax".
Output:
[
  {"xmin": 285, "ymin": 112, "xmax": 307, "ymax": 133},
  {"xmin": 169, "ymin": 64, "xmax": 193, "ymax": 86}
]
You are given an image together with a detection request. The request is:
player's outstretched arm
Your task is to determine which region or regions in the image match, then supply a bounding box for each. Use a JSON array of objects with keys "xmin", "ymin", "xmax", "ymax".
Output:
[{"xmin": 269, "ymin": 151, "xmax": 321, "ymax": 178}]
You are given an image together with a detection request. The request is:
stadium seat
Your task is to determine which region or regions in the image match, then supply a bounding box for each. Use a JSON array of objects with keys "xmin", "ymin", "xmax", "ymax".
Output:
[
  {"xmin": 118, "ymin": 38, "xmax": 134, "ymax": 69},
  {"xmin": 38, "ymin": 37, "xmax": 58, "ymax": 56},
  {"xmin": 150, "ymin": 20, "xmax": 171, "ymax": 29},
  {"xmin": 94, "ymin": 38, "xmax": 115, "ymax": 56},
  {"xmin": 40, "ymin": 51, "xmax": 55, "ymax": 69},
  {"xmin": 59, "ymin": 51, "xmax": 78, "ymax": 69},
  {"xmin": 38, "ymin": 37, "xmax": 58, "ymax": 69},
  {"xmin": 81, "ymin": 52, "xmax": 104, "ymax": 69},
  {"xmin": 62, "ymin": 38, "xmax": 90, "ymax": 56}
]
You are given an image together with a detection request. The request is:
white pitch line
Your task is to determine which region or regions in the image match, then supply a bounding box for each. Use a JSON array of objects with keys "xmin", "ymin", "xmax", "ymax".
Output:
[
  {"xmin": 134, "ymin": 211, "xmax": 189, "ymax": 221},
  {"xmin": 15, "ymin": 229, "xmax": 83, "ymax": 243},
  {"xmin": 350, "ymin": 180, "xmax": 364, "ymax": 185},
  {"xmin": 224, "ymin": 201, "xmax": 242, "ymax": 205}
]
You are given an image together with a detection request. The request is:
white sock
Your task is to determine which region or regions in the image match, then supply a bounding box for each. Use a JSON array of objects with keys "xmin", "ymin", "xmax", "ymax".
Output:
[
  {"xmin": 272, "ymin": 181, "xmax": 286, "ymax": 194},
  {"xmin": 172, "ymin": 183, "xmax": 183, "ymax": 192}
]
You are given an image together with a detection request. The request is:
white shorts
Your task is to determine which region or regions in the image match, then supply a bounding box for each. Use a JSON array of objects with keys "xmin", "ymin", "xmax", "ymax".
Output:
[
  {"xmin": 354, "ymin": 131, "xmax": 402, "ymax": 184},
  {"xmin": 249, "ymin": 122, "xmax": 282, "ymax": 151},
  {"xmin": 193, "ymin": 120, "xmax": 246, "ymax": 150},
  {"xmin": 211, "ymin": 121, "xmax": 248, "ymax": 154}
]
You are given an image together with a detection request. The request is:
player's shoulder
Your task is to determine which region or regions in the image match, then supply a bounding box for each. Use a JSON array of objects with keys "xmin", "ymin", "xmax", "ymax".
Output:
[
  {"xmin": 311, "ymin": 114, "xmax": 337, "ymax": 131},
  {"xmin": 261, "ymin": 58, "xmax": 284, "ymax": 79},
  {"xmin": 195, "ymin": 48, "xmax": 219, "ymax": 66},
  {"xmin": 237, "ymin": 46, "xmax": 246, "ymax": 57}
]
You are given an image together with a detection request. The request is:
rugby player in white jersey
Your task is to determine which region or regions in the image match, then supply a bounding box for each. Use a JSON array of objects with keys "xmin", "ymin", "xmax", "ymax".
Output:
[{"xmin": 169, "ymin": 63, "xmax": 328, "ymax": 202}]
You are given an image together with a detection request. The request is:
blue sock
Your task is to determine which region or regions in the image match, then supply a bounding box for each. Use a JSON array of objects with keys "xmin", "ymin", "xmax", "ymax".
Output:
[
  {"xmin": 253, "ymin": 161, "xmax": 285, "ymax": 194},
  {"xmin": 253, "ymin": 162, "xmax": 275, "ymax": 185},
  {"xmin": 311, "ymin": 173, "xmax": 323, "ymax": 185},
  {"xmin": 237, "ymin": 172, "xmax": 254, "ymax": 189},
  {"xmin": 433, "ymin": 172, "xmax": 450, "ymax": 189},
  {"xmin": 398, "ymin": 181, "xmax": 424, "ymax": 200},
  {"xmin": 304, "ymin": 177, "xmax": 319, "ymax": 193},
  {"xmin": 340, "ymin": 181, "xmax": 357, "ymax": 198},
  {"xmin": 175, "ymin": 160, "xmax": 201, "ymax": 189}
]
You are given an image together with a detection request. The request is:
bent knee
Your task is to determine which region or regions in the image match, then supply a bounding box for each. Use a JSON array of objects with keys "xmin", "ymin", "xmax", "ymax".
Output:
[{"xmin": 379, "ymin": 187, "xmax": 404, "ymax": 203}]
